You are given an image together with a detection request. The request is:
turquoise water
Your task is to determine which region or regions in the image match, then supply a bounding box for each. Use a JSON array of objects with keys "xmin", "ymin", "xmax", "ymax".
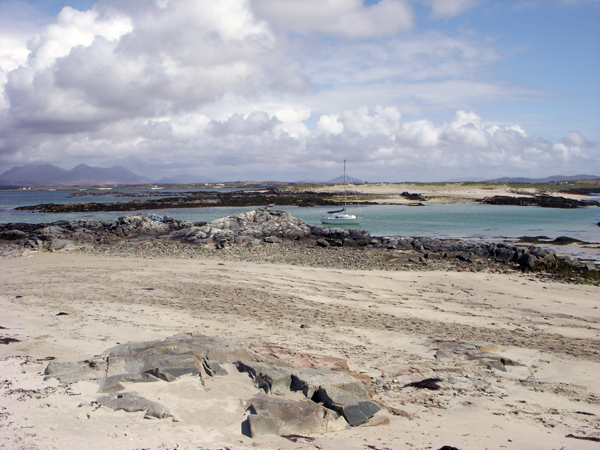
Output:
[{"xmin": 1, "ymin": 190, "xmax": 599, "ymax": 241}]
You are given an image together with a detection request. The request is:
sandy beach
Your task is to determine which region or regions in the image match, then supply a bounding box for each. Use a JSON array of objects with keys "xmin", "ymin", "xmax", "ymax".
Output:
[
  {"xmin": 310, "ymin": 182, "xmax": 595, "ymax": 204},
  {"xmin": 1, "ymin": 247, "xmax": 599, "ymax": 450}
]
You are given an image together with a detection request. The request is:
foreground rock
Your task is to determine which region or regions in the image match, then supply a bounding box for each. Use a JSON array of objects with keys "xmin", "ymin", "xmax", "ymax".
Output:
[{"xmin": 43, "ymin": 333, "xmax": 385, "ymax": 435}]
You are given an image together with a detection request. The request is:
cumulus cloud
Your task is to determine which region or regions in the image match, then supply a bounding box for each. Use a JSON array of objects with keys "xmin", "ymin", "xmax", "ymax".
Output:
[
  {"xmin": 250, "ymin": 0, "xmax": 414, "ymax": 37},
  {"xmin": 2, "ymin": 0, "xmax": 280, "ymax": 133},
  {"xmin": 0, "ymin": 0, "xmax": 597, "ymax": 181}
]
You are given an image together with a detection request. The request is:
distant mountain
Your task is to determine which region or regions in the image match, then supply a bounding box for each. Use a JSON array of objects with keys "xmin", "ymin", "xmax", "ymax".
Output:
[
  {"xmin": 327, "ymin": 175, "xmax": 363, "ymax": 184},
  {"xmin": 0, "ymin": 163, "xmax": 152, "ymax": 187},
  {"xmin": 485, "ymin": 174, "xmax": 600, "ymax": 184},
  {"xmin": 155, "ymin": 174, "xmax": 217, "ymax": 184}
]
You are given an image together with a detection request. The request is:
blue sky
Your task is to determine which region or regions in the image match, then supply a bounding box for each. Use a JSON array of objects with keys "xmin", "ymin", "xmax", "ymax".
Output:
[{"xmin": 0, "ymin": 0, "xmax": 598, "ymax": 182}]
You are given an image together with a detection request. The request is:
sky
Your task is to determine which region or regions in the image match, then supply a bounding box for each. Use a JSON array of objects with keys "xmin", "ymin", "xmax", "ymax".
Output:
[{"xmin": 0, "ymin": 0, "xmax": 599, "ymax": 182}]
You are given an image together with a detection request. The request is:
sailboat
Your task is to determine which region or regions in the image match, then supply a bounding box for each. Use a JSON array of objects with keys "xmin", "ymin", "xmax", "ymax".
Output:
[{"xmin": 321, "ymin": 160, "xmax": 363, "ymax": 225}]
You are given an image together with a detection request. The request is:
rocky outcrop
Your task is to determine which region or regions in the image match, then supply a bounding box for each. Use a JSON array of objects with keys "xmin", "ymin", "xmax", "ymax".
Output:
[
  {"xmin": 171, "ymin": 208, "xmax": 311, "ymax": 246},
  {"xmin": 43, "ymin": 333, "xmax": 386, "ymax": 435},
  {"xmin": 480, "ymin": 195, "xmax": 599, "ymax": 208},
  {"xmin": 1, "ymin": 208, "xmax": 595, "ymax": 277},
  {"xmin": 15, "ymin": 189, "xmax": 347, "ymax": 213}
]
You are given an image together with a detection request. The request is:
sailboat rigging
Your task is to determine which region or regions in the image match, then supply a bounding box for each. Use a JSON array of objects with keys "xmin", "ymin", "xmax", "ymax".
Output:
[{"xmin": 321, "ymin": 160, "xmax": 363, "ymax": 225}]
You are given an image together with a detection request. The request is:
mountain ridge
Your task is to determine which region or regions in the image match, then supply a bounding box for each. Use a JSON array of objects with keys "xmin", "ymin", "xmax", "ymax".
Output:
[{"xmin": 0, "ymin": 163, "xmax": 152, "ymax": 187}]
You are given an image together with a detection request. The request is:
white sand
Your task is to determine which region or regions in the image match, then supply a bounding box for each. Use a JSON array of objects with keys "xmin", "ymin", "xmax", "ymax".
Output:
[
  {"xmin": 1, "ymin": 251, "xmax": 599, "ymax": 449},
  {"xmin": 310, "ymin": 182, "xmax": 592, "ymax": 204}
]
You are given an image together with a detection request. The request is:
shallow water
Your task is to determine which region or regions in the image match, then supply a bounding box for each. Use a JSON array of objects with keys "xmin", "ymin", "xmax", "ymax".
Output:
[{"xmin": 1, "ymin": 189, "xmax": 599, "ymax": 242}]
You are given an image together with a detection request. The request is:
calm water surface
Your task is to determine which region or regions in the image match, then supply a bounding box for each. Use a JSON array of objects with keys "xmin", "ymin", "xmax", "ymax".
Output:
[{"xmin": 1, "ymin": 189, "xmax": 599, "ymax": 242}]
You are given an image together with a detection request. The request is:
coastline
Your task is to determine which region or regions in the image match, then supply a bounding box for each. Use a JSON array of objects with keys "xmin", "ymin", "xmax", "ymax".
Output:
[
  {"xmin": 8, "ymin": 182, "xmax": 600, "ymax": 213},
  {"xmin": 1, "ymin": 207, "xmax": 599, "ymax": 449}
]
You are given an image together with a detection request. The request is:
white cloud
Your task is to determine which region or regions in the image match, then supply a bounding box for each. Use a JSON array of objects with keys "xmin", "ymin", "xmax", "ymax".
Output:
[
  {"xmin": 316, "ymin": 114, "xmax": 344, "ymax": 135},
  {"xmin": 0, "ymin": 0, "xmax": 597, "ymax": 181},
  {"xmin": 250, "ymin": 0, "xmax": 414, "ymax": 37},
  {"xmin": 2, "ymin": 0, "xmax": 279, "ymax": 132}
]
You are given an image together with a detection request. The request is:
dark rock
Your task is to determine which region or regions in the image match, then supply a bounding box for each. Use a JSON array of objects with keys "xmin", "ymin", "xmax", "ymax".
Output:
[
  {"xmin": 404, "ymin": 378, "xmax": 442, "ymax": 390},
  {"xmin": 336, "ymin": 401, "xmax": 381, "ymax": 427},
  {"xmin": 55, "ymin": 312, "xmax": 69, "ymax": 316},
  {"xmin": 481, "ymin": 195, "xmax": 599, "ymax": 208},
  {"xmin": 316, "ymin": 239, "xmax": 329, "ymax": 248},
  {"xmin": 551, "ymin": 236, "xmax": 588, "ymax": 245},
  {"xmin": 494, "ymin": 246, "xmax": 516, "ymax": 263},
  {"xmin": 456, "ymin": 254, "xmax": 473, "ymax": 263},
  {"xmin": 342, "ymin": 238, "xmax": 358, "ymax": 248},
  {"xmin": 517, "ymin": 253, "xmax": 537, "ymax": 270},
  {"xmin": 0, "ymin": 337, "xmax": 20, "ymax": 345},
  {"xmin": 0, "ymin": 230, "xmax": 27, "ymax": 240}
]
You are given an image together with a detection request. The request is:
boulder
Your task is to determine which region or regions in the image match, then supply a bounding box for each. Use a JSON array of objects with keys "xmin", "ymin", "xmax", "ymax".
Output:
[
  {"xmin": 517, "ymin": 253, "xmax": 537, "ymax": 270},
  {"xmin": 44, "ymin": 359, "xmax": 107, "ymax": 383},
  {"xmin": 97, "ymin": 392, "xmax": 172, "ymax": 419},
  {"xmin": 246, "ymin": 393, "xmax": 348, "ymax": 436},
  {"xmin": 0, "ymin": 230, "xmax": 27, "ymax": 240}
]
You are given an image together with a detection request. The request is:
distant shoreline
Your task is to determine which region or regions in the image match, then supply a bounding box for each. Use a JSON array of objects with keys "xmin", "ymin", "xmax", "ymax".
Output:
[{"xmin": 12, "ymin": 184, "xmax": 600, "ymax": 213}]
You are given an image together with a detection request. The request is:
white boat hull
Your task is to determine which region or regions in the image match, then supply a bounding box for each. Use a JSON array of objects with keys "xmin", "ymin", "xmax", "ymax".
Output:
[{"xmin": 321, "ymin": 214, "xmax": 362, "ymax": 225}]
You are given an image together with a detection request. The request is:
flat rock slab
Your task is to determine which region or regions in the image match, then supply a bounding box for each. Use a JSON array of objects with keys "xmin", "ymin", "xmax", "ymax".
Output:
[
  {"xmin": 97, "ymin": 392, "xmax": 172, "ymax": 420},
  {"xmin": 43, "ymin": 333, "xmax": 386, "ymax": 436},
  {"xmin": 246, "ymin": 394, "xmax": 348, "ymax": 436}
]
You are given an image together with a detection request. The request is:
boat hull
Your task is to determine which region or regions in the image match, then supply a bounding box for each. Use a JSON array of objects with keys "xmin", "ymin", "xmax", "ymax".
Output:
[{"xmin": 321, "ymin": 216, "xmax": 363, "ymax": 225}]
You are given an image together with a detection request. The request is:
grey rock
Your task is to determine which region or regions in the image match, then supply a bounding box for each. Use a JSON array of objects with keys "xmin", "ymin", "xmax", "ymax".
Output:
[
  {"xmin": 98, "ymin": 376, "xmax": 126, "ymax": 393},
  {"xmin": 316, "ymin": 385, "xmax": 381, "ymax": 426},
  {"xmin": 203, "ymin": 360, "xmax": 228, "ymax": 377},
  {"xmin": 337, "ymin": 401, "xmax": 381, "ymax": 427},
  {"xmin": 290, "ymin": 368, "xmax": 369, "ymax": 401},
  {"xmin": 517, "ymin": 253, "xmax": 537, "ymax": 269},
  {"xmin": 236, "ymin": 361, "xmax": 292, "ymax": 395},
  {"xmin": 97, "ymin": 392, "xmax": 172, "ymax": 419},
  {"xmin": 246, "ymin": 393, "xmax": 348, "ymax": 437},
  {"xmin": 264, "ymin": 236, "xmax": 278, "ymax": 244},
  {"xmin": 44, "ymin": 359, "xmax": 107, "ymax": 383}
]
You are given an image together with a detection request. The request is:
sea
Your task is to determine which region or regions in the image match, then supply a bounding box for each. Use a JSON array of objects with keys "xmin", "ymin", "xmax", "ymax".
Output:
[{"xmin": 1, "ymin": 188, "xmax": 599, "ymax": 245}]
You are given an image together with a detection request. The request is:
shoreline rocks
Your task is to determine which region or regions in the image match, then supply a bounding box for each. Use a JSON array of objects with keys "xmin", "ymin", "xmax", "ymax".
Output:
[
  {"xmin": 1, "ymin": 208, "xmax": 598, "ymax": 282},
  {"xmin": 480, "ymin": 195, "xmax": 599, "ymax": 208}
]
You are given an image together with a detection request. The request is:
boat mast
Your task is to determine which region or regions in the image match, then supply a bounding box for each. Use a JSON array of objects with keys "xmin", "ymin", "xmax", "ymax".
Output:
[{"xmin": 343, "ymin": 160, "xmax": 347, "ymax": 214}]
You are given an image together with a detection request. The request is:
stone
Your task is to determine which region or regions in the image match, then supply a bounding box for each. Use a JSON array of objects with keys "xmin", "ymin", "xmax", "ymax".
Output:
[
  {"xmin": 338, "ymin": 401, "xmax": 382, "ymax": 427},
  {"xmin": 44, "ymin": 359, "xmax": 107, "ymax": 383},
  {"xmin": 97, "ymin": 392, "xmax": 172, "ymax": 419},
  {"xmin": 517, "ymin": 253, "xmax": 537, "ymax": 270},
  {"xmin": 290, "ymin": 368, "xmax": 370, "ymax": 401},
  {"xmin": 246, "ymin": 394, "xmax": 348, "ymax": 437},
  {"xmin": 98, "ymin": 376, "xmax": 126, "ymax": 393},
  {"xmin": 316, "ymin": 239, "xmax": 329, "ymax": 247},
  {"xmin": 316, "ymin": 385, "xmax": 381, "ymax": 426},
  {"xmin": 203, "ymin": 360, "xmax": 228, "ymax": 377},
  {"xmin": 236, "ymin": 361, "xmax": 292, "ymax": 395},
  {"xmin": 0, "ymin": 230, "xmax": 27, "ymax": 240},
  {"xmin": 264, "ymin": 236, "xmax": 278, "ymax": 243}
]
